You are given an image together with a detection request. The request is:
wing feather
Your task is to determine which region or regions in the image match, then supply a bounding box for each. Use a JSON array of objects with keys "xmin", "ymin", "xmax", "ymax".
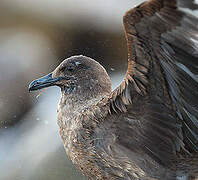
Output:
[{"xmin": 109, "ymin": 0, "xmax": 198, "ymax": 166}]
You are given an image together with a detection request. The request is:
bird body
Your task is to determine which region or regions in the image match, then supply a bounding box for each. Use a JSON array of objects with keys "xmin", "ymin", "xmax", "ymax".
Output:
[
  {"xmin": 29, "ymin": 0, "xmax": 198, "ymax": 179},
  {"xmin": 57, "ymin": 74, "xmax": 198, "ymax": 179}
]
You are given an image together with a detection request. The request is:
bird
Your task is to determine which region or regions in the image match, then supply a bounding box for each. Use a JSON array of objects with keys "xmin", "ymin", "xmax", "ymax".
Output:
[{"xmin": 29, "ymin": 0, "xmax": 198, "ymax": 179}]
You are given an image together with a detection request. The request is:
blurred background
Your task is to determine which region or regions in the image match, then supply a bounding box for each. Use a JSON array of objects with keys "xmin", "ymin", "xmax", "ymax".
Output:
[{"xmin": 1, "ymin": 0, "xmax": 196, "ymax": 180}]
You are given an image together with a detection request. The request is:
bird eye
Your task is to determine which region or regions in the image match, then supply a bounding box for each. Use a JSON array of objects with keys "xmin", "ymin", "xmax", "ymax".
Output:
[{"xmin": 67, "ymin": 66, "xmax": 75, "ymax": 72}]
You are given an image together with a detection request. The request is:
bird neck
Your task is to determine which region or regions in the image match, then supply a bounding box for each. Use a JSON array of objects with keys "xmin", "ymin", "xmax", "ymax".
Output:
[
  {"xmin": 57, "ymin": 83, "xmax": 109, "ymax": 132},
  {"xmin": 56, "ymin": 78, "xmax": 111, "ymax": 174},
  {"xmin": 60, "ymin": 76, "xmax": 111, "ymax": 109},
  {"xmin": 59, "ymin": 91, "xmax": 105, "ymax": 116},
  {"xmin": 57, "ymin": 91, "xmax": 108, "ymax": 174}
]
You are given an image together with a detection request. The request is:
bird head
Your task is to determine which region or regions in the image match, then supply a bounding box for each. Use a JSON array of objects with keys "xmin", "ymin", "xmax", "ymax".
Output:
[{"xmin": 29, "ymin": 55, "xmax": 111, "ymax": 98}]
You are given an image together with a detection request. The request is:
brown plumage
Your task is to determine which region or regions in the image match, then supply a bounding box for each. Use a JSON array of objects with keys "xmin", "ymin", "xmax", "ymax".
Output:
[{"xmin": 29, "ymin": 0, "xmax": 198, "ymax": 179}]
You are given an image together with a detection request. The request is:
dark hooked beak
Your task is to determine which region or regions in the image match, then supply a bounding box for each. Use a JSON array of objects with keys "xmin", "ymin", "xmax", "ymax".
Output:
[{"xmin": 28, "ymin": 73, "xmax": 73, "ymax": 92}]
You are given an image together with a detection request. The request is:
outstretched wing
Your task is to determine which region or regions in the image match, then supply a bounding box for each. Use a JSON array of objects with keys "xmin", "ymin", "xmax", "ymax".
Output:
[{"xmin": 109, "ymin": 0, "xmax": 198, "ymax": 166}]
